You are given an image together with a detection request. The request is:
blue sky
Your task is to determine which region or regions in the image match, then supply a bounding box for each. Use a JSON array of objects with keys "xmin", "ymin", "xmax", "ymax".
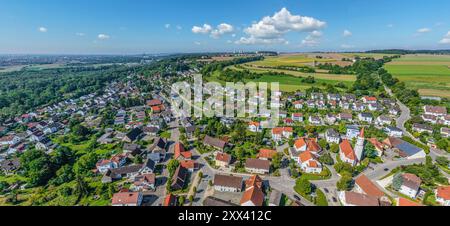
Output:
[{"xmin": 0, "ymin": 0, "xmax": 449, "ymax": 54}]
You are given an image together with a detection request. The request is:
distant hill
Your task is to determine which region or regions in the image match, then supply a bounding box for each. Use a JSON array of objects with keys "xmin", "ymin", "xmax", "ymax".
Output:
[{"xmin": 366, "ymin": 49, "xmax": 450, "ymax": 55}]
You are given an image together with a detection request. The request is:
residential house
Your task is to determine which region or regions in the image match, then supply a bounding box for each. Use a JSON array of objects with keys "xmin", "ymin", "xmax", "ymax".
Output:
[
  {"xmin": 254, "ymin": 148, "xmax": 277, "ymax": 161},
  {"xmin": 174, "ymin": 142, "xmax": 192, "ymax": 160},
  {"xmin": 325, "ymin": 114, "xmax": 337, "ymax": 125},
  {"xmin": 293, "ymin": 138, "xmax": 321, "ymax": 155},
  {"xmin": 326, "ymin": 129, "xmax": 341, "ymax": 144},
  {"xmin": 149, "ymin": 138, "xmax": 168, "ymax": 162},
  {"xmin": 376, "ymin": 115, "xmax": 392, "ymax": 126},
  {"xmin": 248, "ymin": 121, "xmax": 262, "ymax": 133},
  {"xmin": 271, "ymin": 127, "xmax": 293, "ymax": 142},
  {"xmin": 203, "ymin": 196, "xmax": 238, "ymax": 206},
  {"xmin": 215, "ymin": 152, "xmax": 231, "ymax": 168},
  {"xmin": 245, "ymin": 159, "xmax": 271, "ymax": 174},
  {"xmin": 435, "ymin": 186, "xmax": 450, "ymax": 206},
  {"xmin": 213, "ymin": 174, "xmax": 243, "ymax": 192},
  {"xmin": 123, "ymin": 143, "xmax": 141, "ymax": 156},
  {"xmin": 0, "ymin": 159, "xmax": 20, "ymax": 175},
  {"xmin": 240, "ymin": 175, "xmax": 265, "ymax": 206},
  {"xmin": 441, "ymin": 127, "xmax": 450, "ymax": 138},
  {"xmin": 423, "ymin": 105, "xmax": 447, "ymax": 116},
  {"xmin": 397, "ymin": 173, "xmax": 421, "ymax": 199},
  {"xmin": 203, "ymin": 135, "xmax": 227, "ymax": 151},
  {"xmin": 385, "ymin": 126, "xmax": 403, "ymax": 138},
  {"xmin": 293, "ymin": 100, "xmax": 304, "ymax": 109},
  {"xmin": 339, "ymin": 191, "xmax": 380, "ymax": 206},
  {"xmin": 346, "ymin": 125, "xmax": 360, "ymax": 139},
  {"xmin": 179, "ymin": 160, "xmax": 197, "ymax": 173},
  {"xmin": 354, "ymin": 174, "xmax": 385, "ymax": 198},
  {"xmin": 171, "ymin": 166, "xmax": 189, "ymax": 191},
  {"xmin": 367, "ymin": 138, "xmax": 384, "ymax": 157},
  {"xmin": 422, "ymin": 114, "xmax": 438, "ymax": 124},
  {"xmin": 0, "ymin": 135, "xmax": 21, "ymax": 146},
  {"xmin": 362, "ymin": 96, "xmax": 377, "ymax": 104},
  {"xmin": 383, "ymin": 137, "xmax": 426, "ymax": 160},
  {"xmin": 123, "ymin": 128, "xmax": 143, "ymax": 143},
  {"xmin": 412, "ymin": 123, "xmax": 433, "ymax": 134},
  {"xmin": 268, "ymin": 190, "xmax": 282, "ymax": 206},
  {"xmin": 298, "ymin": 151, "xmax": 322, "ymax": 174},
  {"xmin": 358, "ymin": 113, "xmax": 374, "ymax": 123},
  {"xmin": 132, "ymin": 173, "xmax": 156, "ymax": 192},
  {"xmin": 291, "ymin": 113, "xmax": 304, "ymax": 122},
  {"xmin": 309, "ymin": 116, "xmax": 322, "ymax": 125},
  {"xmin": 163, "ymin": 194, "xmax": 178, "ymax": 206}
]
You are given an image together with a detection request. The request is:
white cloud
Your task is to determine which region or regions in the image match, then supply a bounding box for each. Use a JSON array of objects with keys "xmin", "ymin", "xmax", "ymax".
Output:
[
  {"xmin": 97, "ymin": 34, "xmax": 110, "ymax": 40},
  {"xmin": 192, "ymin": 24, "xmax": 212, "ymax": 34},
  {"xmin": 176, "ymin": 25, "xmax": 182, "ymax": 30},
  {"xmin": 210, "ymin": 23, "xmax": 234, "ymax": 39},
  {"xmin": 165, "ymin": 24, "xmax": 171, "ymax": 29},
  {"xmin": 76, "ymin": 32, "xmax": 85, "ymax": 36},
  {"xmin": 235, "ymin": 36, "xmax": 288, "ymax": 45},
  {"xmin": 236, "ymin": 7, "xmax": 326, "ymax": 45},
  {"xmin": 341, "ymin": 44, "xmax": 355, "ymax": 49},
  {"xmin": 387, "ymin": 24, "xmax": 394, "ymax": 28},
  {"xmin": 343, "ymin": 30, "xmax": 352, "ymax": 37},
  {"xmin": 193, "ymin": 23, "xmax": 234, "ymax": 39},
  {"xmin": 417, "ymin": 28, "xmax": 431, "ymax": 33},
  {"xmin": 194, "ymin": 41, "xmax": 201, "ymax": 45},
  {"xmin": 439, "ymin": 31, "xmax": 450, "ymax": 44},
  {"xmin": 38, "ymin": 27, "xmax": 48, "ymax": 33}
]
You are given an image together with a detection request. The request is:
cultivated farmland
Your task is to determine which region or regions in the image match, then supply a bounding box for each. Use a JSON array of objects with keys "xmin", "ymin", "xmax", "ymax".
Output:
[{"xmin": 384, "ymin": 54, "xmax": 450, "ymax": 98}]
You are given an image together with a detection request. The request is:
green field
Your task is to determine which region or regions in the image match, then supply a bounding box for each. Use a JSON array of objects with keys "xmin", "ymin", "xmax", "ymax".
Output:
[
  {"xmin": 384, "ymin": 54, "xmax": 450, "ymax": 98},
  {"xmin": 250, "ymin": 54, "xmax": 336, "ymax": 67},
  {"xmin": 208, "ymin": 68, "xmax": 353, "ymax": 92}
]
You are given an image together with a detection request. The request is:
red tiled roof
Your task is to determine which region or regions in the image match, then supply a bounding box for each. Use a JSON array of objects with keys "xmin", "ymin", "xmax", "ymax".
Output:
[
  {"xmin": 215, "ymin": 152, "xmax": 231, "ymax": 163},
  {"xmin": 355, "ymin": 174, "xmax": 384, "ymax": 198},
  {"xmin": 437, "ymin": 186, "xmax": 450, "ymax": 200},
  {"xmin": 179, "ymin": 160, "xmax": 196, "ymax": 169},
  {"xmin": 397, "ymin": 197, "xmax": 423, "ymax": 206},
  {"xmin": 240, "ymin": 186, "xmax": 264, "ymax": 206},
  {"xmin": 163, "ymin": 194, "xmax": 177, "ymax": 206},
  {"xmin": 112, "ymin": 192, "xmax": 141, "ymax": 205},
  {"xmin": 245, "ymin": 175, "xmax": 263, "ymax": 189},
  {"xmin": 257, "ymin": 149, "xmax": 277, "ymax": 159}
]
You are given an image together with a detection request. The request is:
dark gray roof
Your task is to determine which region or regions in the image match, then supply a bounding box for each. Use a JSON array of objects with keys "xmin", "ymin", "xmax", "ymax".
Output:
[
  {"xmin": 203, "ymin": 196, "xmax": 238, "ymax": 206},
  {"xmin": 110, "ymin": 164, "xmax": 143, "ymax": 175},
  {"xmin": 203, "ymin": 135, "xmax": 226, "ymax": 149}
]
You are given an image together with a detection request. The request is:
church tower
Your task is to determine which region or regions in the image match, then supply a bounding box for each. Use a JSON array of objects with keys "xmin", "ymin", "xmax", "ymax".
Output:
[{"xmin": 354, "ymin": 128, "xmax": 365, "ymax": 163}]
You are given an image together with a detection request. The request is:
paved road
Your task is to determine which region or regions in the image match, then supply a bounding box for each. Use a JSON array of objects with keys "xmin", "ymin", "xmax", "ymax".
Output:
[{"xmin": 365, "ymin": 158, "xmax": 425, "ymax": 180}]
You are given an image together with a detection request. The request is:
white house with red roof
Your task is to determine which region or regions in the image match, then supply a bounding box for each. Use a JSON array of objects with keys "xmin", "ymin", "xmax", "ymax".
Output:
[
  {"xmin": 271, "ymin": 127, "xmax": 293, "ymax": 142},
  {"xmin": 362, "ymin": 96, "xmax": 377, "ymax": 104},
  {"xmin": 435, "ymin": 186, "xmax": 450, "ymax": 206},
  {"xmin": 293, "ymin": 138, "xmax": 321, "ymax": 154},
  {"xmin": 298, "ymin": 151, "xmax": 322, "ymax": 174},
  {"xmin": 248, "ymin": 121, "xmax": 262, "ymax": 133},
  {"xmin": 339, "ymin": 139, "xmax": 357, "ymax": 166},
  {"xmin": 112, "ymin": 192, "xmax": 143, "ymax": 206}
]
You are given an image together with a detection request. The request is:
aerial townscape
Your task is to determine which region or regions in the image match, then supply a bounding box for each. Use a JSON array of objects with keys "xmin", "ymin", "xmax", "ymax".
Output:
[{"xmin": 0, "ymin": 0, "xmax": 450, "ymax": 208}]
